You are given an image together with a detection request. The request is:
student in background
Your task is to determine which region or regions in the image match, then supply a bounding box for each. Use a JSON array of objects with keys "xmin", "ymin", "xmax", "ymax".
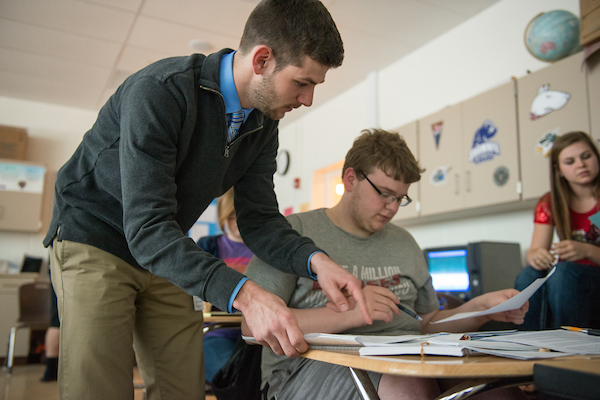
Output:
[
  {"xmin": 516, "ymin": 131, "xmax": 600, "ymax": 330},
  {"xmin": 242, "ymin": 129, "xmax": 528, "ymax": 400},
  {"xmin": 197, "ymin": 189, "xmax": 253, "ymax": 386}
]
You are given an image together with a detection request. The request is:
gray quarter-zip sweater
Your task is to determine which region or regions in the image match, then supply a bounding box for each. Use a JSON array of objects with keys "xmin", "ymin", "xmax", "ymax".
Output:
[{"xmin": 43, "ymin": 48, "xmax": 320, "ymax": 312}]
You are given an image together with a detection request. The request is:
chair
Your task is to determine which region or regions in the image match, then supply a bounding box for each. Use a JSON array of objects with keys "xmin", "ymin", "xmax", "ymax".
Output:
[{"xmin": 5, "ymin": 281, "xmax": 51, "ymax": 374}]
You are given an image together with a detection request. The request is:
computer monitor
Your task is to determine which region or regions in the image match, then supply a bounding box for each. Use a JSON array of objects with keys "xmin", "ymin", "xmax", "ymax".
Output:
[
  {"xmin": 423, "ymin": 246, "xmax": 472, "ymax": 300},
  {"xmin": 423, "ymin": 241, "xmax": 523, "ymax": 301},
  {"xmin": 425, "ymin": 247, "xmax": 470, "ymax": 292}
]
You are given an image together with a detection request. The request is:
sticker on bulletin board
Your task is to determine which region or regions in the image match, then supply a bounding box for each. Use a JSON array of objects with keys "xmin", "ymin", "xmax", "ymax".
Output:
[
  {"xmin": 530, "ymin": 84, "xmax": 571, "ymax": 120},
  {"xmin": 494, "ymin": 166, "xmax": 510, "ymax": 187},
  {"xmin": 535, "ymin": 128, "xmax": 560, "ymax": 157},
  {"xmin": 430, "ymin": 166, "xmax": 451, "ymax": 186},
  {"xmin": 468, "ymin": 119, "xmax": 501, "ymax": 164},
  {"xmin": 0, "ymin": 162, "xmax": 45, "ymax": 194},
  {"xmin": 431, "ymin": 121, "xmax": 443, "ymax": 149}
]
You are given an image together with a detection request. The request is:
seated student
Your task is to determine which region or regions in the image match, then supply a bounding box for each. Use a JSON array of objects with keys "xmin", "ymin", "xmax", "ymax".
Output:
[
  {"xmin": 242, "ymin": 129, "xmax": 528, "ymax": 400},
  {"xmin": 515, "ymin": 131, "xmax": 600, "ymax": 330},
  {"xmin": 197, "ymin": 188, "xmax": 254, "ymax": 386}
]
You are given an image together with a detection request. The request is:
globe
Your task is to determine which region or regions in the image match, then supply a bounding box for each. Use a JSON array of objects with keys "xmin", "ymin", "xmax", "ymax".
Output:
[{"xmin": 525, "ymin": 10, "xmax": 581, "ymax": 62}]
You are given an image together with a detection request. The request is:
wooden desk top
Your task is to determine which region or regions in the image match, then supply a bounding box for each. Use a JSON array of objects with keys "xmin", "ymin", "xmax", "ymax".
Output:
[
  {"xmin": 203, "ymin": 313, "xmax": 242, "ymax": 324},
  {"xmin": 302, "ymin": 349, "xmax": 600, "ymax": 379}
]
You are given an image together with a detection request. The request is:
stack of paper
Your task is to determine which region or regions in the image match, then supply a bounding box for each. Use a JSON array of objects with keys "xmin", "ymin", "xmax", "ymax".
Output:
[{"xmin": 288, "ymin": 329, "xmax": 600, "ymax": 359}]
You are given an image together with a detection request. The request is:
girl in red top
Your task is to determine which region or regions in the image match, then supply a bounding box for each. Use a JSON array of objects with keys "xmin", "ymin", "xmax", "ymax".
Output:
[{"xmin": 515, "ymin": 131, "xmax": 600, "ymax": 330}]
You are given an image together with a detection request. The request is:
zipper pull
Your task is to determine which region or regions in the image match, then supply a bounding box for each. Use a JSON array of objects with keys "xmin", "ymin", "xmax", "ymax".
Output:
[{"xmin": 224, "ymin": 145, "xmax": 230, "ymax": 158}]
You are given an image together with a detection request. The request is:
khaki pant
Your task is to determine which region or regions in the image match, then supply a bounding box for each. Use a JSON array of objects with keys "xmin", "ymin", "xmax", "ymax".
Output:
[{"xmin": 49, "ymin": 239, "xmax": 204, "ymax": 400}]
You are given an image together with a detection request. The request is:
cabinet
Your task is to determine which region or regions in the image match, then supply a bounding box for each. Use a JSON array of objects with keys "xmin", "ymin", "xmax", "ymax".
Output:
[
  {"xmin": 587, "ymin": 50, "xmax": 600, "ymax": 142},
  {"xmin": 419, "ymin": 104, "xmax": 463, "ymax": 216},
  {"xmin": 0, "ymin": 159, "xmax": 46, "ymax": 232},
  {"xmin": 517, "ymin": 52, "xmax": 590, "ymax": 201},
  {"xmin": 0, "ymin": 273, "xmax": 39, "ymax": 358},
  {"xmin": 392, "ymin": 121, "xmax": 420, "ymax": 221},
  {"xmin": 418, "ymin": 81, "xmax": 520, "ymax": 216},
  {"xmin": 460, "ymin": 80, "xmax": 520, "ymax": 208}
]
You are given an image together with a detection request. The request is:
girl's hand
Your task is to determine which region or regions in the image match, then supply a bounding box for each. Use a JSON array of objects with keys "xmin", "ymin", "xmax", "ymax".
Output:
[
  {"xmin": 528, "ymin": 248, "xmax": 555, "ymax": 270},
  {"xmin": 551, "ymin": 240, "xmax": 587, "ymax": 262}
]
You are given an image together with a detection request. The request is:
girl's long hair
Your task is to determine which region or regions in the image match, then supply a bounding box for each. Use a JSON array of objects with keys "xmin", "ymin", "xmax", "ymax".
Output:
[{"xmin": 549, "ymin": 131, "xmax": 600, "ymax": 240}]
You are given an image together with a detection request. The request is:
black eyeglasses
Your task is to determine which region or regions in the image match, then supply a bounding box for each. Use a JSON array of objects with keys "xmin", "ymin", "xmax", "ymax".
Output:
[{"xmin": 361, "ymin": 173, "xmax": 412, "ymax": 207}]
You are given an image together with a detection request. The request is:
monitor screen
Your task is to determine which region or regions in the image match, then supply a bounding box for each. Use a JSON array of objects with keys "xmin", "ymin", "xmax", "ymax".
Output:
[{"xmin": 425, "ymin": 249, "xmax": 470, "ymax": 292}]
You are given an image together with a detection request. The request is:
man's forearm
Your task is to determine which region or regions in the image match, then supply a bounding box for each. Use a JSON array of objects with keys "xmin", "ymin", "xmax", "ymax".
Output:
[{"xmin": 291, "ymin": 307, "xmax": 361, "ymax": 334}]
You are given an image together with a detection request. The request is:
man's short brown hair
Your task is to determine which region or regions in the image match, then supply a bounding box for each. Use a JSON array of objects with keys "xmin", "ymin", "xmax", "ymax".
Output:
[
  {"xmin": 343, "ymin": 129, "xmax": 424, "ymax": 184},
  {"xmin": 238, "ymin": 0, "xmax": 344, "ymax": 70}
]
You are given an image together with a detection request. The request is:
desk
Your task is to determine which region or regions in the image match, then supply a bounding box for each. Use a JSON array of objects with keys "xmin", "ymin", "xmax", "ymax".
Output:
[
  {"xmin": 302, "ymin": 349, "xmax": 600, "ymax": 400},
  {"xmin": 202, "ymin": 312, "xmax": 242, "ymax": 334}
]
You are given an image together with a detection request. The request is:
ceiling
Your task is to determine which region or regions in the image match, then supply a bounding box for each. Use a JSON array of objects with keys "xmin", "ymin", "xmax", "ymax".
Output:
[{"xmin": 0, "ymin": 0, "xmax": 500, "ymax": 127}]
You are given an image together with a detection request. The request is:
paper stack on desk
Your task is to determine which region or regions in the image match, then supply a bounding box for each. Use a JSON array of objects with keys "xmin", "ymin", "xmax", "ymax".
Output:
[{"xmin": 281, "ymin": 329, "xmax": 600, "ymax": 360}]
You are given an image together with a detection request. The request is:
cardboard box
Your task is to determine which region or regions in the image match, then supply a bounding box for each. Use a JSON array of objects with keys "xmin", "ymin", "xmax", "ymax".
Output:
[
  {"xmin": 581, "ymin": 0, "xmax": 600, "ymax": 47},
  {"xmin": 0, "ymin": 126, "xmax": 28, "ymax": 160}
]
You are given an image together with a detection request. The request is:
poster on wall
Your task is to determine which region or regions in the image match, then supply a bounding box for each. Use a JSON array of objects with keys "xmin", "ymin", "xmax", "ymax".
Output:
[
  {"xmin": 0, "ymin": 162, "xmax": 45, "ymax": 194},
  {"xmin": 431, "ymin": 121, "xmax": 443, "ymax": 149},
  {"xmin": 468, "ymin": 119, "xmax": 501, "ymax": 165}
]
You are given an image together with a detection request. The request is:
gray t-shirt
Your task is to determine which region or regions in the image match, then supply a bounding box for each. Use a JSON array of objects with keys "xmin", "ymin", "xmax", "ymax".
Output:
[{"xmin": 244, "ymin": 208, "xmax": 439, "ymax": 391}]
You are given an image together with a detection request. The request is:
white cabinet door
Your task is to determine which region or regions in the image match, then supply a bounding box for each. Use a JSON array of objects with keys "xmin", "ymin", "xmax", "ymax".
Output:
[
  {"xmin": 461, "ymin": 80, "xmax": 521, "ymax": 208},
  {"xmin": 517, "ymin": 52, "xmax": 590, "ymax": 201},
  {"xmin": 419, "ymin": 104, "xmax": 464, "ymax": 216},
  {"xmin": 587, "ymin": 51, "xmax": 600, "ymax": 144}
]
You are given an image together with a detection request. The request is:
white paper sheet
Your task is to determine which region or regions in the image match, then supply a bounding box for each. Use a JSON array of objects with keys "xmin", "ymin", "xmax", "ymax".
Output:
[{"xmin": 431, "ymin": 266, "xmax": 556, "ymax": 324}]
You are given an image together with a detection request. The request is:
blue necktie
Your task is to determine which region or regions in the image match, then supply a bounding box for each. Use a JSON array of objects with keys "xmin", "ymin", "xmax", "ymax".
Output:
[{"xmin": 228, "ymin": 110, "xmax": 244, "ymax": 143}]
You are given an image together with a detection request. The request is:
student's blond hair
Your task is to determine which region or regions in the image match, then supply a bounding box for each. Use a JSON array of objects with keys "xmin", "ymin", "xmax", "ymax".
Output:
[{"xmin": 216, "ymin": 188, "xmax": 236, "ymax": 233}]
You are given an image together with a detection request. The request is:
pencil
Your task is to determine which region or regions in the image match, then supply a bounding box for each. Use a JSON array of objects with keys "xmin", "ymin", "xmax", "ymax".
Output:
[
  {"xmin": 561, "ymin": 326, "xmax": 600, "ymax": 336},
  {"xmin": 397, "ymin": 303, "xmax": 423, "ymax": 321}
]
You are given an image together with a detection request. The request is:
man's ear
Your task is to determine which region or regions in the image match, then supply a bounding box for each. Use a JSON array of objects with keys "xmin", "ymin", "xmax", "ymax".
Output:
[
  {"xmin": 251, "ymin": 45, "xmax": 274, "ymax": 75},
  {"xmin": 343, "ymin": 167, "xmax": 358, "ymax": 192}
]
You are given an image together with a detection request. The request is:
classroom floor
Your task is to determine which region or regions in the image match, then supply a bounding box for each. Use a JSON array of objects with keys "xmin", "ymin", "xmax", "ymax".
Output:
[{"xmin": 0, "ymin": 364, "xmax": 216, "ymax": 400}]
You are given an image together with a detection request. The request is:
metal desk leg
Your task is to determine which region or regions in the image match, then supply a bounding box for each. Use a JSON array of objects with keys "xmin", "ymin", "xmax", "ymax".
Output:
[
  {"xmin": 436, "ymin": 377, "xmax": 533, "ymax": 400},
  {"xmin": 347, "ymin": 367, "xmax": 380, "ymax": 400}
]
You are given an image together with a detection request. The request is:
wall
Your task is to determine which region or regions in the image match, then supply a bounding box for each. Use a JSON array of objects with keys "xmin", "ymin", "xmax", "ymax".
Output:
[
  {"xmin": 0, "ymin": 96, "xmax": 97, "ymax": 266},
  {"xmin": 275, "ymin": 0, "xmax": 577, "ymax": 264},
  {"xmin": 0, "ymin": 0, "xmax": 577, "ymax": 268}
]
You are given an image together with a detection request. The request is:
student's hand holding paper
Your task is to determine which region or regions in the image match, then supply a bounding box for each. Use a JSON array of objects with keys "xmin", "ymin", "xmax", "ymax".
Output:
[
  {"xmin": 477, "ymin": 289, "xmax": 529, "ymax": 325},
  {"xmin": 432, "ymin": 266, "xmax": 555, "ymax": 324}
]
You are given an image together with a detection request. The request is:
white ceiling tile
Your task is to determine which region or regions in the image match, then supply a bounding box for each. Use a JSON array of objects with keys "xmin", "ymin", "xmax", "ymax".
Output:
[
  {"xmin": 0, "ymin": 0, "xmax": 503, "ymax": 117},
  {"xmin": 127, "ymin": 16, "xmax": 239, "ymax": 55},
  {"xmin": 142, "ymin": 0, "xmax": 254, "ymax": 38},
  {"xmin": 116, "ymin": 46, "xmax": 174, "ymax": 74},
  {"xmin": 75, "ymin": 0, "xmax": 143, "ymax": 13},
  {"xmin": 0, "ymin": 70, "xmax": 103, "ymax": 109},
  {"xmin": 0, "ymin": 0, "xmax": 136, "ymax": 42},
  {"xmin": 420, "ymin": 0, "xmax": 501, "ymax": 17},
  {"xmin": 329, "ymin": 0, "xmax": 465, "ymax": 47},
  {"xmin": 0, "ymin": 48, "xmax": 111, "ymax": 84},
  {"xmin": 0, "ymin": 18, "xmax": 122, "ymax": 67}
]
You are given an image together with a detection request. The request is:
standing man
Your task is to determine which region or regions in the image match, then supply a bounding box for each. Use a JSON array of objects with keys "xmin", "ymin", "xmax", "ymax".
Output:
[
  {"xmin": 44, "ymin": 1, "xmax": 369, "ymax": 398},
  {"xmin": 242, "ymin": 129, "xmax": 528, "ymax": 400}
]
